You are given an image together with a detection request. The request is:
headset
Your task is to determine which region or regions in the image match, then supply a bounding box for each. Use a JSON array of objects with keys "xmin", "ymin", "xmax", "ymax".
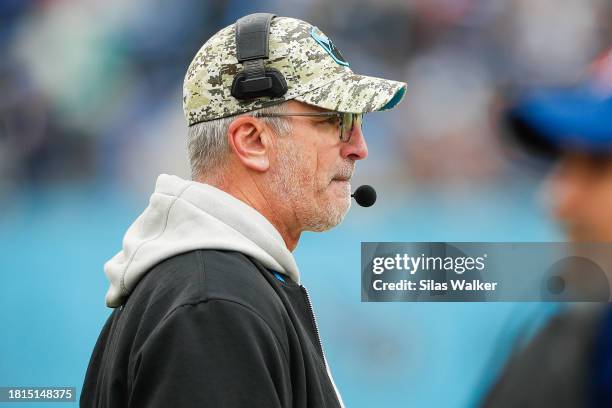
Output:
[{"xmin": 231, "ymin": 13, "xmax": 289, "ymax": 100}]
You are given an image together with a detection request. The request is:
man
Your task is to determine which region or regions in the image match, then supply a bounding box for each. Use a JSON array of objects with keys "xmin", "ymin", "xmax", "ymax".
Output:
[
  {"xmin": 80, "ymin": 13, "xmax": 406, "ymax": 408},
  {"xmin": 482, "ymin": 49, "xmax": 612, "ymax": 407}
]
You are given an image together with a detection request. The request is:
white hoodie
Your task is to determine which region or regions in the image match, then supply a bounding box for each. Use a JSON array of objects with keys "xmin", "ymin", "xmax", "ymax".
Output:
[{"xmin": 104, "ymin": 174, "xmax": 300, "ymax": 308}]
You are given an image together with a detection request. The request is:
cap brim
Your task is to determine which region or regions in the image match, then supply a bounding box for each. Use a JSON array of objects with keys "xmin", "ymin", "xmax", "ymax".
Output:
[
  {"xmin": 507, "ymin": 87, "xmax": 612, "ymax": 155},
  {"xmin": 294, "ymin": 72, "xmax": 407, "ymax": 114}
]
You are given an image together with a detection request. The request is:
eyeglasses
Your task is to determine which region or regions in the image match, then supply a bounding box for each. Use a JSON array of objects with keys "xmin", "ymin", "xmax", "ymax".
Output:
[{"xmin": 252, "ymin": 111, "xmax": 363, "ymax": 143}]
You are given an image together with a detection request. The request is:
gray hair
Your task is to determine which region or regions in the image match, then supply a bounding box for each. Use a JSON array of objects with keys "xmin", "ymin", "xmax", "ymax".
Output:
[{"xmin": 187, "ymin": 102, "xmax": 292, "ymax": 180}]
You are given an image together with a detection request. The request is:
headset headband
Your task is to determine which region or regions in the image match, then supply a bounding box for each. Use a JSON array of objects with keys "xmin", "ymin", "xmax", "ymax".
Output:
[{"xmin": 231, "ymin": 13, "xmax": 288, "ymax": 100}]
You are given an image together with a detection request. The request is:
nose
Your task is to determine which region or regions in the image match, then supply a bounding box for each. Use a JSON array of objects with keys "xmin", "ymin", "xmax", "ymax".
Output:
[{"xmin": 340, "ymin": 123, "xmax": 368, "ymax": 161}]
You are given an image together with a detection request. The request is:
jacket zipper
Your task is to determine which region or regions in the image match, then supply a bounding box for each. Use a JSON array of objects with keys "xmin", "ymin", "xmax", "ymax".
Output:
[
  {"xmin": 300, "ymin": 285, "xmax": 326, "ymax": 365},
  {"xmin": 300, "ymin": 285, "xmax": 345, "ymax": 408}
]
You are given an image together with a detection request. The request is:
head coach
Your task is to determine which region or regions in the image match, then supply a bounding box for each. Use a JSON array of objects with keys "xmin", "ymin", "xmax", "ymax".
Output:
[{"xmin": 80, "ymin": 13, "xmax": 406, "ymax": 408}]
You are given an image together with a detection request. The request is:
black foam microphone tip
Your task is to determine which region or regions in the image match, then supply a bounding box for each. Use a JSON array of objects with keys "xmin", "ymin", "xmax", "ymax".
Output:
[{"xmin": 351, "ymin": 185, "xmax": 377, "ymax": 207}]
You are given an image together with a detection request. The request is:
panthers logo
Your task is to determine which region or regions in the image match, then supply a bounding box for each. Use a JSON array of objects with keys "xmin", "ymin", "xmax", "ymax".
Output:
[{"xmin": 310, "ymin": 26, "xmax": 350, "ymax": 67}]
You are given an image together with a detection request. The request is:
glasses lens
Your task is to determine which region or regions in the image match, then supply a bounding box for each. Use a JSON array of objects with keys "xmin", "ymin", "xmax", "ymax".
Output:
[
  {"xmin": 354, "ymin": 113, "xmax": 362, "ymax": 130},
  {"xmin": 340, "ymin": 113, "xmax": 362, "ymax": 142}
]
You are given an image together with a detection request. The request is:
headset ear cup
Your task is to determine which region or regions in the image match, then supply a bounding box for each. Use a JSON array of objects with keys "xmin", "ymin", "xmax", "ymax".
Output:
[
  {"xmin": 231, "ymin": 72, "xmax": 249, "ymax": 99},
  {"xmin": 265, "ymin": 68, "xmax": 288, "ymax": 97},
  {"xmin": 231, "ymin": 68, "xmax": 288, "ymax": 99}
]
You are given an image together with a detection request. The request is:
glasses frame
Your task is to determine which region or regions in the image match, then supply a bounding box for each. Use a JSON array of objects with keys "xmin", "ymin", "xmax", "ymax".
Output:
[{"xmin": 252, "ymin": 111, "xmax": 362, "ymax": 143}]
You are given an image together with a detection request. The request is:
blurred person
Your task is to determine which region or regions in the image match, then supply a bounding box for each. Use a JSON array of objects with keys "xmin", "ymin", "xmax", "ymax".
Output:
[
  {"xmin": 482, "ymin": 49, "xmax": 612, "ymax": 408},
  {"xmin": 80, "ymin": 13, "xmax": 406, "ymax": 408}
]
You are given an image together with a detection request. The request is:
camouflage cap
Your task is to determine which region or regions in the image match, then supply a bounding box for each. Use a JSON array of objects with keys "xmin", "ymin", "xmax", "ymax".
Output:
[{"xmin": 183, "ymin": 15, "xmax": 407, "ymax": 126}]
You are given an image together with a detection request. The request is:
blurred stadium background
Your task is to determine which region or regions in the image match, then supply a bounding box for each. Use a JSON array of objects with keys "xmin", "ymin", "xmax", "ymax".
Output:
[{"xmin": 1, "ymin": 0, "xmax": 612, "ymax": 407}]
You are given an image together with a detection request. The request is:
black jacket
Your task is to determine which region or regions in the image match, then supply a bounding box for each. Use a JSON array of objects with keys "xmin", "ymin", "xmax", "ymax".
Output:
[
  {"xmin": 81, "ymin": 249, "xmax": 344, "ymax": 407},
  {"xmin": 481, "ymin": 306, "xmax": 605, "ymax": 408}
]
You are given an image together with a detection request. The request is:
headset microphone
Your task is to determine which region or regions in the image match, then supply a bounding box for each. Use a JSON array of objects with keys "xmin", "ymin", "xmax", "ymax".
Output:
[{"xmin": 351, "ymin": 185, "xmax": 377, "ymax": 207}]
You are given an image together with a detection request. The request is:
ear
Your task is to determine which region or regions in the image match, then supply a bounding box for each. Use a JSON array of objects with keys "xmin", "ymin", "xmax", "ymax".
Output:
[{"xmin": 227, "ymin": 116, "xmax": 271, "ymax": 172}]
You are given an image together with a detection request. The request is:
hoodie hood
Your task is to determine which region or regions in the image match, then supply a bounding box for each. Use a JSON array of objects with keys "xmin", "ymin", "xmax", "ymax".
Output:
[{"xmin": 104, "ymin": 174, "xmax": 300, "ymax": 308}]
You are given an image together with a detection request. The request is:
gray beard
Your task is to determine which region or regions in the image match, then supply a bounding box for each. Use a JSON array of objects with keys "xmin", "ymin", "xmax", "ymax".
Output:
[{"xmin": 272, "ymin": 141, "xmax": 351, "ymax": 232}]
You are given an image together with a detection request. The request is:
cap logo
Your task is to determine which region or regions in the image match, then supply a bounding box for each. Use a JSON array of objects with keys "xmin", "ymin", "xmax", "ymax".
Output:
[{"xmin": 310, "ymin": 26, "xmax": 349, "ymax": 67}]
